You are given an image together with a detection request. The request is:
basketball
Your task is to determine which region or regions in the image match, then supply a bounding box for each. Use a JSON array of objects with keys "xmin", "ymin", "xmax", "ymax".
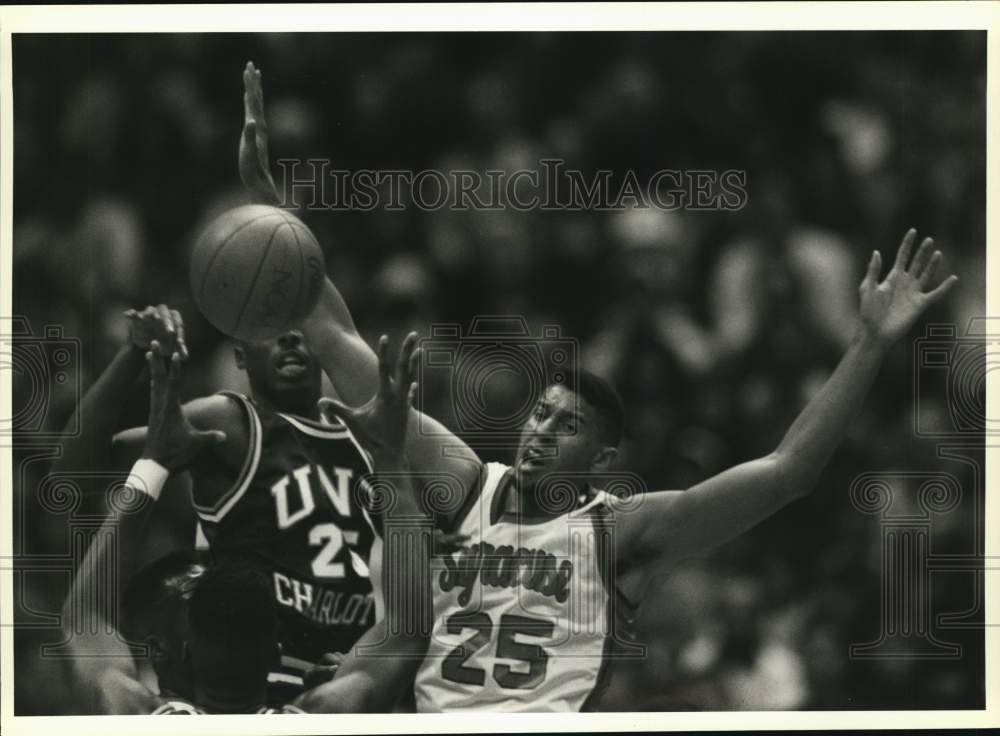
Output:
[{"xmin": 189, "ymin": 204, "xmax": 326, "ymax": 341}]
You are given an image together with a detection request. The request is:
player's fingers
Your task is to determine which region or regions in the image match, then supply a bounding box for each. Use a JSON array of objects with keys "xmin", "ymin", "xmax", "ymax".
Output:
[
  {"xmin": 171, "ymin": 310, "xmax": 189, "ymax": 360},
  {"xmin": 397, "ymin": 332, "xmax": 418, "ymax": 383},
  {"xmin": 407, "ymin": 381, "xmax": 418, "ymax": 407},
  {"xmin": 376, "ymin": 334, "xmax": 392, "ymax": 391},
  {"xmin": 924, "ymin": 274, "xmax": 959, "ymax": 306},
  {"xmin": 919, "ymin": 251, "xmax": 942, "ymax": 287},
  {"xmin": 244, "ymin": 63, "xmax": 258, "ymax": 96},
  {"xmin": 909, "ymin": 237, "xmax": 934, "ymax": 276},
  {"xmin": 243, "ymin": 120, "xmax": 258, "ymax": 153},
  {"xmin": 893, "ymin": 228, "xmax": 917, "ymax": 272},
  {"xmin": 861, "ymin": 250, "xmax": 882, "ymax": 288},
  {"xmin": 157, "ymin": 304, "xmax": 176, "ymax": 341},
  {"xmin": 147, "ymin": 341, "xmax": 165, "ymax": 384},
  {"xmin": 408, "ymin": 346, "xmax": 422, "ymax": 385},
  {"xmin": 249, "ymin": 71, "xmax": 265, "ymax": 117},
  {"xmin": 318, "ymin": 652, "xmax": 345, "ymax": 666},
  {"xmin": 166, "ymin": 351, "xmax": 184, "ymax": 396}
]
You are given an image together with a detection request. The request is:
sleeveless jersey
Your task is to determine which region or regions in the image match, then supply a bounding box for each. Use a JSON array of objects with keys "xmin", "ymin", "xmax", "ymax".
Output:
[
  {"xmin": 414, "ymin": 463, "xmax": 639, "ymax": 712},
  {"xmin": 192, "ymin": 392, "xmax": 381, "ymax": 693},
  {"xmin": 152, "ymin": 698, "xmax": 305, "ymax": 714}
]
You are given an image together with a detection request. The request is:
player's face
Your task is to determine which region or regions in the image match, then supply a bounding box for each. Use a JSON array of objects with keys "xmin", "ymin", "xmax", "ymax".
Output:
[
  {"xmin": 236, "ymin": 329, "xmax": 322, "ymax": 402},
  {"xmin": 514, "ymin": 385, "xmax": 609, "ymax": 485}
]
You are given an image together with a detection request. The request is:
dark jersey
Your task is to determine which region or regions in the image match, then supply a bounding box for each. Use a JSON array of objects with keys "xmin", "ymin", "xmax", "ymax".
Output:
[{"xmin": 192, "ymin": 392, "xmax": 381, "ymax": 696}]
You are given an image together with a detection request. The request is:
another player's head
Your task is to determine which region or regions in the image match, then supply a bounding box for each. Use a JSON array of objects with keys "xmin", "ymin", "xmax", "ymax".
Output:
[
  {"xmin": 234, "ymin": 328, "xmax": 323, "ymax": 415},
  {"xmin": 183, "ymin": 563, "xmax": 281, "ymax": 712},
  {"xmin": 514, "ymin": 370, "xmax": 625, "ymax": 492},
  {"xmin": 122, "ymin": 550, "xmax": 206, "ymax": 699}
]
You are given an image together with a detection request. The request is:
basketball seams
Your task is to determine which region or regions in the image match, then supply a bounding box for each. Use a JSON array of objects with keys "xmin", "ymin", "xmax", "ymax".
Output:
[
  {"xmin": 197, "ymin": 210, "xmax": 284, "ymax": 313},
  {"xmin": 232, "ymin": 220, "xmax": 286, "ymax": 335},
  {"xmin": 286, "ymin": 218, "xmax": 323, "ymax": 319},
  {"xmin": 284, "ymin": 217, "xmax": 308, "ymax": 331},
  {"xmin": 192, "ymin": 206, "xmax": 324, "ymax": 341}
]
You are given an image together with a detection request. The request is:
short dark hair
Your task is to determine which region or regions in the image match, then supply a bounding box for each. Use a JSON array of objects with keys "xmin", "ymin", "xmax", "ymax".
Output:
[
  {"xmin": 557, "ymin": 369, "xmax": 626, "ymax": 447},
  {"xmin": 122, "ymin": 550, "xmax": 205, "ymax": 639}
]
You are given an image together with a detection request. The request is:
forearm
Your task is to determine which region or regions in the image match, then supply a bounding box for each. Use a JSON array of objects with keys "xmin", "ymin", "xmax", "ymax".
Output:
[
  {"xmin": 54, "ymin": 344, "xmax": 146, "ymax": 474},
  {"xmin": 773, "ymin": 325, "xmax": 888, "ymax": 492},
  {"xmin": 61, "ymin": 459, "xmax": 166, "ymax": 653},
  {"xmin": 300, "ymin": 278, "xmax": 379, "ymax": 405},
  {"xmin": 374, "ymin": 451, "xmax": 433, "ymax": 639}
]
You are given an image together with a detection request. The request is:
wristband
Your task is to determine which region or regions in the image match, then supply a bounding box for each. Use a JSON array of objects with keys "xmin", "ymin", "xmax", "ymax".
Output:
[{"xmin": 125, "ymin": 458, "xmax": 170, "ymax": 501}]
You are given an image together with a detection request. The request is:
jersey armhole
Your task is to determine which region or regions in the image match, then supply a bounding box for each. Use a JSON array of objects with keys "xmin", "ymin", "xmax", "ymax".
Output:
[
  {"xmin": 439, "ymin": 461, "xmax": 494, "ymax": 534},
  {"xmin": 192, "ymin": 392, "xmax": 262, "ymax": 523},
  {"xmin": 581, "ymin": 504, "xmax": 642, "ymax": 712}
]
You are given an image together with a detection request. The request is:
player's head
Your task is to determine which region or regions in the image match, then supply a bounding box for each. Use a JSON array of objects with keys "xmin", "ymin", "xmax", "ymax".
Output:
[
  {"xmin": 183, "ymin": 563, "xmax": 280, "ymax": 710},
  {"xmin": 233, "ymin": 328, "xmax": 323, "ymax": 412},
  {"xmin": 514, "ymin": 370, "xmax": 625, "ymax": 489},
  {"xmin": 121, "ymin": 550, "xmax": 206, "ymax": 698}
]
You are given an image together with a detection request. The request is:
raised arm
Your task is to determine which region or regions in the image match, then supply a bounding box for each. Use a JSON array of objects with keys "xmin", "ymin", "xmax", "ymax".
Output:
[
  {"xmin": 53, "ymin": 305, "xmax": 185, "ymax": 475},
  {"xmin": 616, "ymin": 230, "xmax": 958, "ymax": 595},
  {"xmin": 295, "ymin": 337, "xmax": 434, "ymax": 713},
  {"xmin": 238, "ymin": 62, "xmax": 483, "ymax": 508},
  {"xmin": 62, "ymin": 344, "xmax": 226, "ymax": 713}
]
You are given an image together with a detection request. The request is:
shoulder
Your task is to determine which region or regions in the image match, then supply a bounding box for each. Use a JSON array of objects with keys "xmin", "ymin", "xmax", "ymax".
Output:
[
  {"xmin": 442, "ymin": 462, "xmax": 509, "ymax": 532},
  {"xmin": 183, "ymin": 393, "xmax": 247, "ymax": 430},
  {"xmin": 186, "ymin": 393, "xmax": 252, "ymax": 462}
]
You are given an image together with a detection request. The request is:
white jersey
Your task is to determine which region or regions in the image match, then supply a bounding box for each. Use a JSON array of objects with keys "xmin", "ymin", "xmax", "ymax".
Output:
[{"xmin": 414, "ymin": 463, "xmax": 638, "ymax": 712}]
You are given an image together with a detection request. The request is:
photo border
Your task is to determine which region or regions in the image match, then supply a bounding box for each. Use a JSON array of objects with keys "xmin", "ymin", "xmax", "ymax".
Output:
[{"xmin": 1, "ymin": 2, "xmax": 996, "ymax": 733}]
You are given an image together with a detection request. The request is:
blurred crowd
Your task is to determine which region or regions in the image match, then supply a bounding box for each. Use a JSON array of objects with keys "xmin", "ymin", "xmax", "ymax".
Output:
[{"xmin": 12, "ymin": 31, "xmax": 986, "ymax": 712}]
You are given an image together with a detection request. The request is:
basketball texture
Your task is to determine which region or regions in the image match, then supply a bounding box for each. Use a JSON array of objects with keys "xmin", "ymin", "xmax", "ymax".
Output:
[{"xmin": 189, "ymin": 205, "xmax": 325, "ymax": 341}]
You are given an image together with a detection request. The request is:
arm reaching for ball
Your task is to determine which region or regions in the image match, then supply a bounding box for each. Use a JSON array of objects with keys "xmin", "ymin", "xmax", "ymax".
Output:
[
  {"xmin": 240, "ymin": 61, "xmax": 281, "ymax": 205},
  {"xmin": 239, "ymin": 60, "xmax": 377, "ymax": 407},
  {"xmin": 237, "ymin": 61, "xmax": 484, "ymax": 516},
  {"xmin": 614, "ymin": 230, "xmax": 958, "ymax": 600},
  {"xmin": 295, "ymin": 337, "xmax": 434, "ymax": 713}
]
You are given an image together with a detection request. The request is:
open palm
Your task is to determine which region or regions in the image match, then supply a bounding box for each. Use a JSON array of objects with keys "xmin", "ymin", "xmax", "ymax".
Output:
[
  {"xmin": 858, "ymin": 228, "xmax": 958, "ymax": 345},
  {"xmin": 239, "ymin": 61, "xmax": 281, "ymax": 205}
]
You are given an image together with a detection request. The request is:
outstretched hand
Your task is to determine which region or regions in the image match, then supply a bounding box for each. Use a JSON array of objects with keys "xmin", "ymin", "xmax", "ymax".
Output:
[
  {"xmin": 319, "ymin": 332, "xmax": 420, "ymax": 462},
  {"xmin": 240, "ymin": 61, "xmax": 281, "ymax": 205},
  {"xmin": 143, "ymin": 342, "xmax": 227, "ymax": 471},
  {"xmin": 125, "ymin": 305, "xmax": 187, "ymax": 359},
  {"xmin": 858, "ymin": 228, "xmax": 958, "ymax": 345}
]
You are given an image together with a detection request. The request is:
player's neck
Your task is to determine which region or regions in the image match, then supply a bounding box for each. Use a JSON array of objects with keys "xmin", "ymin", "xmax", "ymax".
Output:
[
  {"xmin": 507, "ymin": 471, "xmax": 589, "ymax": 520},
  {"xmin": 254, "ymin": 388, "xmax": 320, "ymax": 420}
]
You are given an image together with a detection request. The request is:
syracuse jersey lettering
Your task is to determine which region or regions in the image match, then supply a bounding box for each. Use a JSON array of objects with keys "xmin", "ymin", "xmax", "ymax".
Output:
[{"xmin": 414, "ymin": 462, "xmax": 638, "ymax": 712}]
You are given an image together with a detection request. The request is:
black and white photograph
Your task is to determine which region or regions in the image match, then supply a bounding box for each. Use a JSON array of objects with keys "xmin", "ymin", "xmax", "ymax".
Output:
[{"xmin": 1, "ymin": 3, "xmax": 996, "ymax": 731}]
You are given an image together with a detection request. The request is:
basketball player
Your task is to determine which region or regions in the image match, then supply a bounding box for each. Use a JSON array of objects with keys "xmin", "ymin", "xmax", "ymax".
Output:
[
  {"xmin": 57, "ymin": 300, "xmax": 384, "ymax": 698},
  {"xmin": 109, "ymin": 313, "xmax": 387, "ymax": 698},
  {"xmin": 240, "ymin": 62, "xmax": 959, "ymax": 711},
  {"xmin": 62, "ymin": 336, "xmax": 434, "ymax": 714}
]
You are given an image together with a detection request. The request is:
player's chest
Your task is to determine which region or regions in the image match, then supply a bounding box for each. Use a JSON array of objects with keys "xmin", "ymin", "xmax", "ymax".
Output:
[
  {"xmin": 254, "ymin": 434, "xmax": 371, "ymax": 531},
  {"xmin": 435, "ymin": 517, "xmax": 596, "ymax": 615}
]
